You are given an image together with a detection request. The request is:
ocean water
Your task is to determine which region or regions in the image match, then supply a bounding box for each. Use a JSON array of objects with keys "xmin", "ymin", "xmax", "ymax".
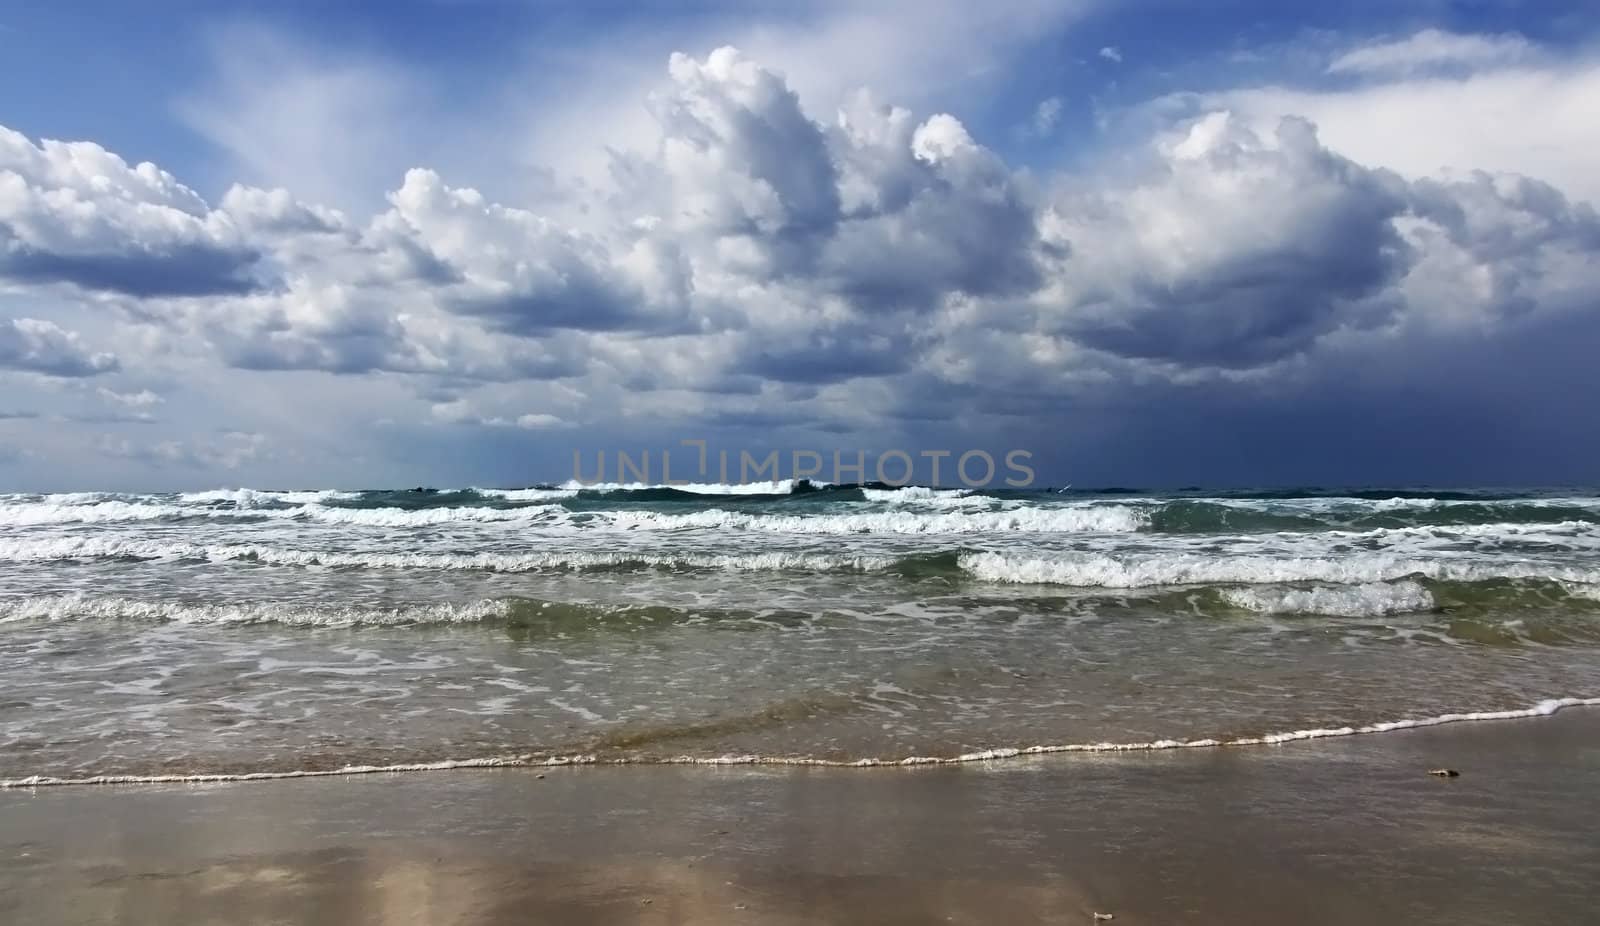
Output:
[{"xmin": 3, "ymin": 483, "xmax": 1599, "ymax": 785}]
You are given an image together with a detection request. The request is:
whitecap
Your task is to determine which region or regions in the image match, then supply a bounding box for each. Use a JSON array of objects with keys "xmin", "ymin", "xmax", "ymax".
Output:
[
  {"xmin": 0, "ymin": 595, "xmax": 513, "ymax": 627},
  {"xmin": 593, "ymin": 505, "xmax": 1146, "ymax": 534},
  {"xmin": 957, "ymin": 550, "xmax": 1600, "ymax": 588},
  {"xmin": 1220, "ymin": 580, "xmax": 1435, "ymax": 617},
  {"xmin": 562, "ymin": 480, "xmax": 800, "ymax": 495}
]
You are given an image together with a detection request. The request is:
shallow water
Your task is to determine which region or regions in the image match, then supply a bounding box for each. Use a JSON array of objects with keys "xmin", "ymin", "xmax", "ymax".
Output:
[{"xmin": 3, "ymin": 483, "xmax": 1600, "ymax": 783}]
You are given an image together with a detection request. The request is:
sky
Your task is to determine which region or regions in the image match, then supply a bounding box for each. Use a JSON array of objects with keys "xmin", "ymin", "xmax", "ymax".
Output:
[{"xmin": 2, "ymin": 0, "xmax": 1599, "ymax": 491}]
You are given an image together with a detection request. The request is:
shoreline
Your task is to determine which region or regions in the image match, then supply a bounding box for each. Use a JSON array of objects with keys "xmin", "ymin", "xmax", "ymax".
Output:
[
  {"xmin": 4, "ymin": 704, "xmax": 1598, "ymax": 924},
  {"xmin": 5, "ymin": 696, "xmax": 1597, "ymax": 790}
]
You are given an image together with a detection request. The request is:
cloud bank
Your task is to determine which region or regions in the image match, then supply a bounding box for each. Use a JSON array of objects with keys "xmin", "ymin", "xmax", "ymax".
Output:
[{"xmin": 2, "ymin": 32, "xmax": 1598, "ymax": 488}]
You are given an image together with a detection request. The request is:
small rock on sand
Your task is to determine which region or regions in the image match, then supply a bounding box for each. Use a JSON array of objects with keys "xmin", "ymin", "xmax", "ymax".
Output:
[{"xmin": 1429, "ymin": 768, "xmax": 1460, "ymax": 777}]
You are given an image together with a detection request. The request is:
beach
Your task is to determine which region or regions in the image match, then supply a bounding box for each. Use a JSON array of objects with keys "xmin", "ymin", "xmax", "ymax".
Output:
[
  {"xmin": 8, "ymin": 4, "xmax": 1600, "ymax": 920},
  {"xmin": 4, "ymin": 484, "xmax": 1600, "ymax": 922},
  {"xmin": 4, "ymin": 706, "xmax": 1596, "ymax": 925}
]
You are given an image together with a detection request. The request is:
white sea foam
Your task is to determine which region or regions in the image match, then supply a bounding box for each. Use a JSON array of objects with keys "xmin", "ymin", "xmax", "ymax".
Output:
[
  {"xmin": 0, "ymin": 595, "xmax": 513, "ymax": 627},
  {"xmin": 594, "ymin": 505, "xmax": 1147, "ymax": 534},
  {"xmin": 471, "ymin": 487, "xmax": 578, "ymax": 501},
  {"xmin": 7, "ymin": 491, "xmax": 1595, "ymax": 536},
  {"xmin": 179, "ymin": 488, "xmax": 362, "ymax": 507},
  {"xmin": 1221, "ymin": 580, "xmax": 1436, "ymax": 617},
  {"xmin": 291, "ymin": 504, "xmax": 567, "ymax": 526},
  {"xmin": 36, "ymin": 492, "xmax": 120, "ymax": 505},
  {"xmin": 561, "ymin": 480, "xmax": 800, "ymax": 495},
  {"xmin": 0, "ymin": 536, "xmax": 898, "ymax": 574},
  {"xmin": 1567, "ymin": 583, "xmax": 1600, "ymax": 602},
  {"xmin": 0, "ymin": 500, "xmax": 224, "ymax": 525},
  {"xmin": 5, "ymin": 698, "xmax": 1595, "ymax": 788},
  {"xmin": 8, "ymin": 534, "xmax": 1600, "ymax": 593},
  {"xmin": 957, "ymin": 550, "xmax": 1600, "ymax": 588},
  {"xmin": 0, "ymin": 500, "xmax": 567, "ymax": 527},
  {"xmin": 860, "ymin": 486, "xmax": 990, "ymax": 509}
]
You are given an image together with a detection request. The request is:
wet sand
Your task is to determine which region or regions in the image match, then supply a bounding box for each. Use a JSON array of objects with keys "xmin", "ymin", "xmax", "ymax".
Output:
[{"xmin": 2, "ymin": 708, "xmax": 1597, "ymax": 925}]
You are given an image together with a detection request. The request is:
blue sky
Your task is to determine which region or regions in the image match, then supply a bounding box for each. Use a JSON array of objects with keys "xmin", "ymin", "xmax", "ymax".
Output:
[{"xmin": 2, "ymin": 0, "xmax": 1599, "ymax": 489}]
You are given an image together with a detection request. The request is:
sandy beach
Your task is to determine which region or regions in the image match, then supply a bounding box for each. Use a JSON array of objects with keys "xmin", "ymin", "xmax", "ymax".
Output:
[{"xmin": 3, "ymin": 707, "xmax": 1597, "ymax": 925}]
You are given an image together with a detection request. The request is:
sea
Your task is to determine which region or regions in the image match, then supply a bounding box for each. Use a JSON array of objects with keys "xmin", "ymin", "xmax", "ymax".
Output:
[{"xmin": 3, "ymin": 482, "xmax": 1599, "ymax": 786}]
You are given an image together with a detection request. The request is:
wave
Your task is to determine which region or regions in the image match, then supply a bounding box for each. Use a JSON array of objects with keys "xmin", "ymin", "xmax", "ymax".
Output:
[
  {"xmin": 1218, "ymin": 580, "xmax": 1436, "ymax": 617},
  {"xmin": 1146, "ymin": 498, "xmax": 1600, "ymax": 532},
  {"xmin": 4, "ymin": 489, "xmax": 1599, "ymax": 534},
  {"xmin": 591, "ymin": 505, "xmax": 1148, "ymax": 534},
  {"xmin": 292, "ymin": 504, "xmax": 567, "ymax": 527},
  {"xmin": 10, "ymin": 537, "xmax": 1600, "ymax": 609},
  {"xmin": 0, "ymin": 500, "xmax": 201, "ymax": 526},
  {"xmin": 23, "ymin": 491, "xmax": 122, "ymax": 505},
  {"xmin": 179, "ymin": 488, "xmax": 362, "ymax": 507},
  {"xmin": 0, "ymin": 536, "xmax": 902, "ymax": 574},
  {"xmin": 0, "ymin": 500, "xmax": 569, "ymax": 527},
  {"xmin": 0, "ymin": 594, "xmax": 838, "ymax": 632},
  {"xmin": 562, "ymin": 479, "xmax": 803, "ymax": 496},
  {"xmin": 471, "ymin": 487, "xmax": 579, "ymax": 502},
  {"xmin": 5, "ymin": 697, "xmax": 1596, "ymax": 789},
  {"xmin": 957, "ymin": 550, "xmax": 1600, "ymax": 588},
  {"xmin": 5, "ymin": 578, "xmax": 1598, "ymax": 633},
  {"xmin": 0, "ymin": 595, "xmax": 515, "ymax": 627},
  {"xmin": 859, "ymin": 486, "xmax": 993, "ymax": 509},
  {"xmin": 0, "ymin": 499, "xmax": 1142, "ymax": 532}
]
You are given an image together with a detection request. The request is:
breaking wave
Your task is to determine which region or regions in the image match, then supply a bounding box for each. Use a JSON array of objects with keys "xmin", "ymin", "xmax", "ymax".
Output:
[
  {"xmin": 4, "ymin": 487, "xmax": 1599, "ymax": 535},
  {"xmin": 0, "ymin": 536, "xmax": 901, "ymax": 573},
  {"xmin": 179, "ymin": 488, "xmax": 362, "ymax": 507},
  {"xmin": 0, "ymin": 595, "xmax": 514, "ymax": 627},
  {"xmin": 0, "ymin": 500, "xmax": 569, "ymax": 527},
  {"xmin": 956, "ymin": 550, "xmax": 1600, "ymax": 588},
  {"xmin": 591, "ymin": 505, "xmax": 1148, "ymax": 533},
  {"xmin": 1219, "ymin": 580, "xmax": 1436, "ymax": 617}
]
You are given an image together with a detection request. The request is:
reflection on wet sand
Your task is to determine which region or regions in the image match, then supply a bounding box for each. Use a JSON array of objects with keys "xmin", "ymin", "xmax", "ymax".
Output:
[
  {"xmin": 3, "ymin": 707, "xmax": 1598, "ymax": 925},
  {"xmin": 68, "ymin": 852, "xmax": 1101, "ymax": 926}
]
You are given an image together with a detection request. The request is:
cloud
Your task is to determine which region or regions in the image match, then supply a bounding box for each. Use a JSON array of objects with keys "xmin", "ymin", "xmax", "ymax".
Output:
[
  {"xmin": 158, "ymin": 48, "xmax": 1045, "ymax": 387},
  {"xmin": 0, "ymin": 318, "xmax": 119, "ymax": 376},
  {"xmin": 427, "ymin": 400, "xmax": 570, "ymax": 431},
  {"xmin": 97, "ymin": 431, "xmax": 265, "ymax": 470},
  {"xmin": 4, "ymin": 36, "xmax": 1600, "ymax": 485},
  {"xmin": 97, "ymin": 388, "xmax": 164, "ymax": 409},
  {"xmin": 385, "ymin": 169, "xmax": 666, "ymax": 335},
  {"xmin": 1039, "ymin": 113, "xmax": 1411, "ymax": 367},
  {"xmin": 0, "ymin": 127, "xmax": 261, "ymax": 297},
  {"xmin": 1400, "ymin": 170, "xmax": 1600, "ymax": 327},
  {"xmin": 1031, "ymin": 96, "xmax": 1064, "ymax": 136},
  {"xmin": 823, "ymin": 101, "xmax": 1043, "ymax": 311},
  {"xmin": 65, "ymin": 411, "xmax": 158, "ymax": 425},
  {"xmin": 515, "ymin": 413, "xmax": 568, "ymax": 430},
  {"xmin": 1099, "ymin": 46, "xmax": 1123, "ymax": 63},
  {"xmin": 1327, "ymin": 29, "xmax": 1536, "ymax": 76},
  {"xmin": 1216, "ymin": 37, "xmax": 1600, "ymax": 205}
]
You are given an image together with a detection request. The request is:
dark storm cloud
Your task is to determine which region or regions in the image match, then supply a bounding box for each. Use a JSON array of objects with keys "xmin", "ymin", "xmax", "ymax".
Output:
[
  {"xmin": 1065, "ymin": 240, "xmax": 1409, "ymax": 367},
  {"xmin": 737, "ymin": 328, "xmax": 913, "ymax": 384},
  {"xmin": 1046, "ymin": 115, "xmax": 1414, "ymax": 368},
  {"xmin": 4, "ymin": 37, "xmax": 1600, "ymax": 487}
]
